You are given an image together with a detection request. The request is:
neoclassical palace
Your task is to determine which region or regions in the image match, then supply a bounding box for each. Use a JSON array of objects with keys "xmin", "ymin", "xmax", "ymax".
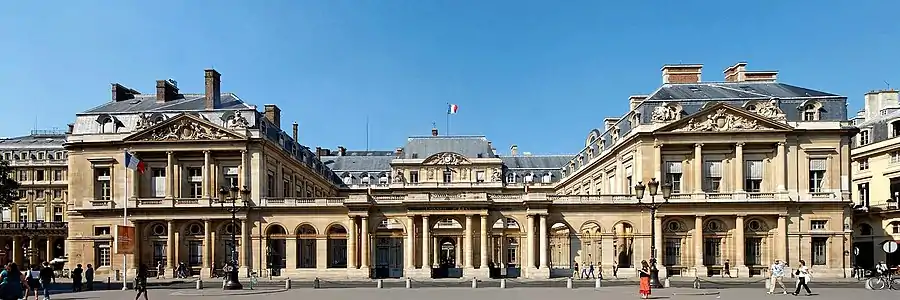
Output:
[{"xmin": 65, "ymin": 62, "xmax": 855, "ymax": 279}]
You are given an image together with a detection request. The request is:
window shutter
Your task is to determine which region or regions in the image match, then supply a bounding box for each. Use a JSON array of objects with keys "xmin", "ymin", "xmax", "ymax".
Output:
[
  {"xmin": 809, "ymin": 158, "xmax": 827, "ymax": 171},
  {"xmin": 746, "ymin": 160, "xmax": 763, "ymax": 179},
  {"xmin": 704, "ymin": 161, "xmax": 723, "ymax": 177},
  {"xmin": 625, "ymin": 166, "xmax": 633, "ymax": 177},
  {"xmin": 1, "ymin": 208, "xmax": 9, "ymax": 222},
  {"xmin": 35, "ymin": 206, "xmax": 45, "ymax": 221},
  {"xmin": 665, "ymin": 161, "xmax": 683, "ymax": 173}
]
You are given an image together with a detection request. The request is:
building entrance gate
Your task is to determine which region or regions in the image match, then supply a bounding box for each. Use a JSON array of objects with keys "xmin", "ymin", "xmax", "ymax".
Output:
[
  {"xmin": 433, "ymin": 237, "xmax": 462, "ymax": 278},
  {"xmin": 374, "ymin": 237, "xmax": 404, "ymax": 278}
]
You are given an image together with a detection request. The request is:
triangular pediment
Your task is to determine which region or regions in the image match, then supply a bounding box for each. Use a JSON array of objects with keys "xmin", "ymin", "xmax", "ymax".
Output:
[
  {"xmin": 124, "ymin": 113, "xmax": 246, "ymax": 142},
  {"xmin": 654, "ymin": 102, "xmax": 793, "ymax": 133},
  {"xmin": 422, "ymin": 152, "xmax": 471, "ymax": 165}
]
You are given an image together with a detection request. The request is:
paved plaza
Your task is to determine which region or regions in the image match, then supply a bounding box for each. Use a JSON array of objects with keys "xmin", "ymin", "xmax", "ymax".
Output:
[{"xmin": 34, "ymin": 286, "xmax": 900, "ymax": 300}]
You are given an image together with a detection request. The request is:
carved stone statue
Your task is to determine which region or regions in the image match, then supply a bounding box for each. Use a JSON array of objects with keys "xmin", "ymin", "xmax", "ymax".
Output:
[
  {"xmin": 134, "ymin": 113, "xmax": 154, "ymax": 130},
  {"xmin": 427, "ymin": 169, "xmax": 435, "ymax": 180},
  {"xmin": 491, "ymin": 170, "xmax": 501, "ymax": 182},
  {"xmin": 675, "ymin": 109, "xmax": 764, "ymax": 132},
  {"xmin": 753, "ymin": 99, "xmax": 786, "ymax": 122},
  {"xmin": 226, "ymin": 111, "xmax": 250, "ymax": 130},
  {"xmin": 145, "ymin": 119, "xmax": 234, "ymax": 141},
  {"xmin": 651, "ymin": 102, "xmax": 682, "ymax": 123},
  {"xmin": 393, "ymin": 170, "xmax": 404, "ymax": 183}
]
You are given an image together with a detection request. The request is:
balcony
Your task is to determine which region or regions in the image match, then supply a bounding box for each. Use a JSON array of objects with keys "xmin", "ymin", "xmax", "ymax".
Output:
[
  {"xmin": 546, "ymin": 194, "xmax": 634, "ymax": 204},
  {"xmin": 259, "ymin": 198, "xmax": 346, "ymax": 207},
  {"xmin": 389, "ymin": 181, "xmax": 504, "ymax": 189},
  {"xmin": 0, "ymin": 222, "xmax": 67, "ymax": 233}
]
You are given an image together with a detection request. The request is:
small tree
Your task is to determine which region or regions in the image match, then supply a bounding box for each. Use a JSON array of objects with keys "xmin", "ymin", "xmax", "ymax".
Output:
[{"xmin": 0, "ymin": 160, "xmax": 19, "ymax": 207}]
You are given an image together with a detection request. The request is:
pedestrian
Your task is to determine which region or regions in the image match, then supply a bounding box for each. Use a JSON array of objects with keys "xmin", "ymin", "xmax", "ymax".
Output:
[
  {"xmin": 70, "ymin": 264, "xmax": 83, "ymax": 292},
  {"xmin": 26, "ymin": 265, "xmax": 41, "ymax": 300},
  {"xmin": 588, "ymin": 261, "xmax": 596, "ymax": 279},
  {"xmin": 572, "ymin": 262, "xmax": 580, "ymax": 279},
  {"xmin": 723, "ymin": 259, "xmax": 732, "ymax": 278},
  {"xmin": 767, "ymin": 260, "xmax": 787, "ymax": 295},
  {"xmin": 39, "ymin": 262, "xmax": 54, "ymax": 300},
  {"xmin": 0, "ymin": 263, "xmax": 27, "ymax": 300},
  {"xmin": 84, "ymin": 264, "xmax": 94, "ymax": 291},
  {"xmin": 638, "ymin": 260, "xmax": 651, "ymax": 299},
  {"xmin": 134, "ymin": 264, "xmax": 149, "ymax": 300},
  {"xmin": 792, "ymin": 260, "xmax": 812, "ymax": 296},
  {"xmin": 612, "ymin": 259, "xmax": 619, "ymax": 278},
  {"xmin": 155, "ymin": 261, "xmax": 164, "ymax": 279}
]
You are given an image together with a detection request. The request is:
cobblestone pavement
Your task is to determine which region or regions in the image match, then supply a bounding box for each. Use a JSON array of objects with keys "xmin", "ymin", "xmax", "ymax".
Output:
[{"xmin": 35, "ymin": 286, "xmax": 900, "ymax": 300}]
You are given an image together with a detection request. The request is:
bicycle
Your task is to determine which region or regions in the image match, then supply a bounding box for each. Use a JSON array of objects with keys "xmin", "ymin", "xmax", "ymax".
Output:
[
  {"xmin": 249, "ymin": 271, "xmax": 259, "ymax": 290},
  {"xmin": 866, "ymin": 268, "xmax": 900, "ymax": 290}
]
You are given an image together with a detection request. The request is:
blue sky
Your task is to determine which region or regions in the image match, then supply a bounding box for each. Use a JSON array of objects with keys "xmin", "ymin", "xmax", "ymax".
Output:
[{"xmin": 1, "ymin": 1, "xmax": 898, "ymax": 154}]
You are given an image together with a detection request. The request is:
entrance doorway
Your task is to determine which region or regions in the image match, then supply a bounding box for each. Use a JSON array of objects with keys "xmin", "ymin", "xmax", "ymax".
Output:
[
  {"xmin": 374, "ymin": 237, "xmax": 403, "ymax": 278},
  {"xmin": 433, "ymin": 237, "xmax": 461, "ymax": 278},
  {"xmin": 854, "ymin": 241, "xmax": 874, "ymax": 270}
]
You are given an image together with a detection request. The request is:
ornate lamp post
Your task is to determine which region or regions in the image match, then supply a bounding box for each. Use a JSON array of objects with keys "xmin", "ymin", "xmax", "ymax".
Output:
[
  {"xmin": 218, "ymin": 185, "xmax": 251, "ymax": 290},
  {"xmin": 634, "ymin": 178, "xmax": 672, "ymax": 289}
]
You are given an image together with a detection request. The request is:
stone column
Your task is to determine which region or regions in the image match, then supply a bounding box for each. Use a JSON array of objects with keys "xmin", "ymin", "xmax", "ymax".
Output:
[
  {"xmin": 735, "ymin": 143, "xmax": 744, "ymax": 192},
  {"xmin": 454, "ymin": 237, "xmax": 461, "ymax": 267},
  {"xmin": 653, "ymin": 143, "xmax": 662, "ymax": 180},
  {"xmin": 422, "ymin": 216, "xmax": 430, "ymax": 269},
  {"xmin": 539, "ymin": 215, "xmax": 548, "ymax": 268},
  {"xmin": 694, "ymin": 216, "xmax": 704, "ymax": 271},
  {"xmin": 203, "ymin": 151, "xmax": 211, "ymax": 199},
  {"xmin": 12, "ymin": 238, "xmax": 20, "ymax": 265},
  {"xmin": 526, "ymin": 215, "xmax": 535, "ymax": 268},
  {"xmin": 132, "ymin": 223, "xmax": 142, "ymax": 268},
  {"xmin": 46, "ymin": 238, "xmax": 53, "ymax": 262},
  {"xmin": 694, "ymin": 144, "xmax": 703, "ymax": 193},
  {"xmin": 240, "ymin": 219, "xmax": 250, "ymax": 268},
  {"xmin": 776, "ymin": 142, "xmax": 786, "ymax": 191},
  {"xmin": 285, "ymin": 237, "xmax": 296, "ymax": 270},
  {"xmin": 464, "ymin": 215, "xmax": 473, "ymax": 268},
  {"xmin": 239, "ymin": 150, "xmax": 248, "ymax": 190},
  {"xmin": 203, "ymin": 220, "xmax": 211, "ymax": 269},
  {"xmin": 131, "ymin": 157, "xmax": 140, "ymax": 199},
  {"xmin": 166, "ymin": 152, "xmax": 175, "ymax": 199},
  {"xmin": 500, "ymin": 219, "xmax": 507, "ymax": 268},
  {"xmin": 777, "ymin": 215, "xmax": 787, "ymax": 262},
  {"xmin": 347, "ymin": 216, "xmax": 357, "ymax": 269},
  {"xmin": 734, "ymin": 216, "xmax": 745, "ymax": 272},
  {"xmin": 361, "ymin": 216, "xmax": 369, "ymax": 268},
  {"xmin": 167, "ymin": 220, "xmax": 176, "ymax": 270},
  {"xmin": 405, "ymin": 216, "xmax": 415, "ymax": 269},
  {"xmin": 654, "ymin": 217, "xmax": 663, "ymax": 261},
  {"xmin": 479, "ymin": 215, "xmax": 488, "ymax": 268}
]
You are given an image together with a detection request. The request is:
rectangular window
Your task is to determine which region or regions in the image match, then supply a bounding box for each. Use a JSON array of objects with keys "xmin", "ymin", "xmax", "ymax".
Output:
[
  {"xmin": 703, "ymin": 161, "xmax": 723, "ymax": 193},
  {"xmin": 35, "ymin": 170, "xmax": 45, "ymax": 181},
  {"xmin": 0, "ymin": 208, "xmax": 10, "ymax": 222},
  {"xmin": 745, "ymin": 160, "xmax": 763, "ymax": 193},
  {"xmin": 95, "ymin": 242, "xmax": 112, "ymax": 267},
  {"xmin": 607, "ymin": 173, "xmax": 616, "ymax": 193},
  {"xmin": 409, "ymin": 171, "xmax": 419, "ymax": 183},
  {"xmin": 266, "ymin": 172, "xmax": 276, "ymax": 197},
  {"xmin": 810, "ymin": 220, "xmax": 827, "ymax": 230},
  {"xmin": 188, "ymin": 168, "xmax": 202, "ymax": 198},
  {"xmin": 892, "ymin": 151, "xmax": 900, "ymax": 164},
  {"xmin": 18, "ymin": 170, "xmax": 27, "ymax": 181},
  {"xmin": 665, "ymin": 161, "xmax": 683, "ymax": 194},
  {"xmin": 53, "ymin": 170, "xmax": 63, "ymax": 181},
  {"xmin": 476, "ymin": 171, "xmax": 485, "ymax": 183},
  {"xmin": 442, "ymin": 170, "xmax": 452, "ymax": 183},
  {"xmin": 745, "ymin": 238, "xmax": 762, "ymax": 266},
  {"xmin": 53, "ymin": 190, "xmax": 62, "ymax": 199},
  {"xmin": 94, "ymin": 226, "xmax": 111, "ymax": 235},
  {"xmin": 703, "ymin": 238, "xmax": 722, "ymax": 266},
  {"xmin": 625, "ymin": 166, "xmax": 633, "ymax": 195},
  {"xmin": 892, "ymin": 121, "xmax": 900, "ymax": 138},
  {"xmin": 188, "ymin": 241, "xmax": 203, "ymax": 267},
  {"xmin": 663, "ymin": 238, "xmax": 682, "ymax": 266},
  {"xmin": 858, "ymin": 159, "xmax": 869, "ymax": 171},
  {"xmin": 811, "ymin": 237, "xmax": 827, "ymax": 266},
  {"xmin": 809, "ymin": 158, "xmax": 826, "ymax": 192},
  {"xmin": 153, "ymin": 241, "xmax": 167, "ymax": 266},
  {"xmin": 858, "ymin": 183, "xmax": 870, "ymax": 207},
  {"xmin": 17, "ymin": 208, "xmax": 27, "ymax": 222},
  {"xmin": 53, "ymin": 207, "xmax": 63, "ymax": 222},
  {"xmin": 859, "ymin": 131, "xmax": 870, "ymax": 145},
  {"xmin": 36, "ymin": 190, "xmax": 45, "ymax": 200},
  {"xmin": 34, "ymin": 206, "xmax": 45, "ymax": 222},
  {"xmin": 150, "ymin": 168, "xmax": 165, "ymax": 198},
  {"xmin": 283, "ymin": 178, "xmax": 291, "ymax": 197},
  {"xmin": 223, "ymin": 167, "xmax": 239, "ymax": 188}
]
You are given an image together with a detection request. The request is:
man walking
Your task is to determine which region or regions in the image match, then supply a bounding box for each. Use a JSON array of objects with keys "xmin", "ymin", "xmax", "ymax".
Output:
[
  {"xmin": 767, "ymin": 260, "xmax": 787, "ymax": 294},
  {"xmin": 39, "ymin": 262, "xmax": 54, "ymax": 300}
]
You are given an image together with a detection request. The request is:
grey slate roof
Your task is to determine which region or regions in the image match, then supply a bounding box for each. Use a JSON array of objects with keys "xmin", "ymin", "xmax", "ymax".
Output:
[
  {"xmin": 852, "ymin": 108, "xmax": 900, "ymax": 147},
  {"xmin": 80, "ymin": 94, "xmax": 252, "ymax": 114},
  {"xmin": 648, "ymin": 82, "xmax": 839, "ymax": 101},
  {"xmin": 400, "ymin": 136, "xmax": 496, "ymax": 159},
  {"xmin": 0, "ymin": 132, "xmax": 66, "ymax": 150}
]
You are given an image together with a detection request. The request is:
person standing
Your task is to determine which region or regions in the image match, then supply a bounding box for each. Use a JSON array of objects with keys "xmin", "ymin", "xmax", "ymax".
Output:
[
  {"xmin": 134, "ymin": 264, "xmax": 149, "ymax": 300},
  {"xmin": 572, "ymin": 262, "xmax": 580, "ymax": 279},
  {"xmin": 155, "ymin": 261, "xmax": 164, "ymax": 279},
  {"xmin": 723, "ymin": 259, "xmax": 732, "ymax": 278},
  {"xmin": 84, "ymin": 265, "xmax": 94, "ymax": 291},
  {"xmin": 25, "ymin": 265, "xmax": 41, "ymax": 300},
  {"xmin": 70, "ymin": 264, "xmax": 83, "ymax": 292},
  {"xmin": 39, "ymin": 262, "xmax": 54, "ymax": 300},
  {"xmin": 638, "ymin": 260, "xmax": 651, "ymax": 299},
  {"xmin": 792, "ymin": 260, "xmax": 812, "ymax": 296},
  {"xmin": 0, "ymin": 263, "xmax": 27, "ymax": 300},
  {"xmin": 767, "ymin": 260, "xmax": 787, "ymax": 294},
  {"xmin": 588, "ymin": 262, "xmax": 596, "ymax": 279}
]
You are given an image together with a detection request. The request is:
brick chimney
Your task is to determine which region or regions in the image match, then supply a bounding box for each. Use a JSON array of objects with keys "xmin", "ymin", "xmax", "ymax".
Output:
[
  {"xmin": 204, "ymin": 69, "xmax": 221, "ymax": 110},
  {"xmin": 264, "ymin": 105, "xmax": 281, "ymax": 129},
  {"xmin": 723, "ymin": 62, "xmax": 748, "ymax": 82},
  {"xmin": 338, "ymin": 146, "xmax": 347, "ymax": 156},
  {"xmin": 724, "ymin": 62, "xmax": 777, "ymax": 82},
  {"xmin": 661, "ymin": 64, "xmax": 702, "ymax": 84},
  {"xmin": 292, "ymin": 122, "xmax": 298, "ymax": 141},
  {"xmin": 66, "ymin": 124, "xmax": 74, "ymax": 134},
  {"xmin": 510, "ymin": 144, "xmax": 519, "ymax": 156},
  {"xmin": 111, "ymin": 83, "xmax": 140, "ymax": 102},
  {"xmin": 743, "ymin": 71, "xmax": 778, "ymax": 82},
  {"xmin": 156, "ymin": 79, "xmax": 179, "ymax": 103},
  {"xmin": 629, "ymin": 95, "xmax": 648, "ymax": 110},
  {"xmin": 395, "ymin": 147, "xmax": 404, "ymax": 158}
]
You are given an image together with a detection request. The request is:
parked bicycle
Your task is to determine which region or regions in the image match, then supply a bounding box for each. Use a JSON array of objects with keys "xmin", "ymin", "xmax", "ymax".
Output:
[{"xmin": 866, "ymin": 267, "xmax": 900, "ymax": 290}]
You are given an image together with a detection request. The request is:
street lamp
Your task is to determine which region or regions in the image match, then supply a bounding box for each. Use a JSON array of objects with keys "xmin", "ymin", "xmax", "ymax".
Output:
[
  {"xmin": 634, "ymin": 178, "xmax": 672, "ymax": 289},
  {"xmin": 217, "ymin": 185, "xmax": 251, "ymax": 290}
]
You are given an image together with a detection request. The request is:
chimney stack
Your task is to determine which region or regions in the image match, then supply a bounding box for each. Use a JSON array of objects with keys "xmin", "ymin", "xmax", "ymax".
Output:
[
  {"xmin": 204, "ymin": 69, "xmax": 222, "ymax": 110},
  {"xmin": 395, "ymin": 147, "xmax": 404, "ymax": 158},
  {"xmin": 338, "ymin": 146, "xmax": 347, "ymax": 156},
  {"xmin": 743, "ymin": 71, "xmax": 778, "ymax": 82},
  {"xmin": 66, "ymin": 124, "xmax": 74, "ymax": 134},
  {"xmin": 111, "ymin": 83, "xmax": 140, "ymax": 102},
  {"xmin": 315, "ymin": 147, "xmax": 322, "ymax": 157},
  {"xmin": 723, "ymin": 62, "xmax": 748, "ymax": 82},
  {"xmin": 510, "ymin": 144, "xmax": 519, "ymax": 156},
  {"xmin": 604, "ymin": 118, "xmax": 620, "ymax": 131},
  {"xmin": 661, "ymin": 64, "xmax": 703, "ymax": 84},
  {"xmin": 264, "ymin": 105, "xmax": 281, "ymax": 129},
  {"xmin": 156, "ymin": 79, "xmax": 180, "ymax": 103},
  {"xmin": 292, "ymin": 122, "xmax": 298, "ymax": 142},
  {"xmin": 629, "ymin": 95, "xmax": 648, "ymax": 110}
]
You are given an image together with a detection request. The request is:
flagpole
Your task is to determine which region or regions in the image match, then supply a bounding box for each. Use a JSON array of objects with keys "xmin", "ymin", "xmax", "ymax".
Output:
[
  {"xmin": 122, "ymin": 153, "xmax": 129, "ymax": 290},
  {"xmin": 446, "ymin": 103, "xmax": 450, "ymax": 135}
]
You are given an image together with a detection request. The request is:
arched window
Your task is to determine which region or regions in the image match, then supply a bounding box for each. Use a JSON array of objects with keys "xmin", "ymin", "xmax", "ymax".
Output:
[
  {"xmin": 524, "ymin": 173, "xmax": 534, "ymax": 183},
  {"xmin": 506, "ymin": 173, "xmax": 517, "ymax": 184},
  {"xmin": 859, "ymin": 223, "xmax": 873, "ymax": 236},
  {"xmin": 542, "ymin": 173, "xmax": 553, "ymax": 183},
  {"xmin": 800, "ymin": 101, "xmax": 823, "ymax": 121}
]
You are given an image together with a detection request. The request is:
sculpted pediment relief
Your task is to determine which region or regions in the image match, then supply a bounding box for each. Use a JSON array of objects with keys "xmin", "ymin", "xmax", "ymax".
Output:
[
  {"xmin": 125, "ymin": 114, "xmax": 245, "ymax": 142},
  {"xmin": 423, "ymin": 152, "xmax": 471, "ymax": 165},
  {"xmin": 657, "ymin": 103, "xmax": 793, "ymax": 133}
]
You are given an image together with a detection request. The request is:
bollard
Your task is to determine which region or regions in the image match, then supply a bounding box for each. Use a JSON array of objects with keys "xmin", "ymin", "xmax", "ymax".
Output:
[
  {"xmin": 314, "ymin": 277, "xmax": 320, "ymax": 289},
  {"xmin": 471, "ymin": 278, "xmax": 477, "ymax": 289},
  {"xmin": 765, "ymin": 278, "xmax": 770, "ymax": 291},
  {"xmin": 664, "ymin": 278, "xmax": 670, "ymax": 288},
  {"xmin": 567, "ymin": 278, "xmax": 573, "ymax": 289},
  {"xmin": 107, "ymin": 277, "xmax": 112, "ymax": 290},
  {"xmin": 196, "ymin": 279, "xmax": 203, "ymax": 290},
  {"xmin": 377, "ymin": 279, "xmax": 383, "ymax": 289},
  {"xmin": 500, "ymin": 279, "xmax": 506, "ymax": 289},
  {"xmin": 594, "ymin": 278, "xmax": 601, "ymax": 289},
  {"xmin": 285, "ymin": 278, "xmax": 291, "ymax": 290},
  {"xmin": 405, "ymin": 278, "xmax": 412, "ymax": 289}
]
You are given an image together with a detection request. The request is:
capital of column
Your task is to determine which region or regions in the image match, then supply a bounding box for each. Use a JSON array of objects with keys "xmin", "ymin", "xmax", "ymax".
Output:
[
  {"xmin": 777, "ymin": 142, "xmax": 786, "ymax": 147},
  {"xmin": 694, "ymin": 143, "xmax": 704, "ymax": 148},
  {"xmin": 736, "ymin": 142, "xmax": 745, "ymax": 148},
  {"xmin": 166, "ymin": 151, "xmax": 174, "ymax": 156}
]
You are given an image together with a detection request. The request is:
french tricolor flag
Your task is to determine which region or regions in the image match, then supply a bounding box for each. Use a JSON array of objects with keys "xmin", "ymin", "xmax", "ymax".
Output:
[
  {"xmin": 125, "ymin": 151, "xmax": 145, "ymax": 174},
  {"xmin": 448, "ymin": 104, "xmax": 459, "ymax": 115}
]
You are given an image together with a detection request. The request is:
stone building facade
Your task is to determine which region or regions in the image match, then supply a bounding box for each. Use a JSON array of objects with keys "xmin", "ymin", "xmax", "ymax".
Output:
[
  {"xmin": 64, "ymin": 62, "xmax": 855, "ymax": 279},
  {"xmin": 849, "ymin": 89, "xmax": 900, "ymax": 268},
  {"xmin": 0, "ymin": 131, "xmax": 69, "ymax": 266}
]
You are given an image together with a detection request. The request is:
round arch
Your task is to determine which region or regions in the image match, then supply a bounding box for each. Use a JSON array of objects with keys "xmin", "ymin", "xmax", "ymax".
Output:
[
  {"xmin": 375, "ymin": 217, "xmax": 407, "ymax": 233},
  {"xmin": 294, "ymin": 223, "xmax": 319, "ymax": 236},
  {"xmin": 431, "ymin": 216, "xmax": 465, "ymax": 230},
  {"xmin": 611, "ymin": 221, "xmax": 636, "ymax": 235},
  {"xmin": 743, "ymin": 217, "xmax": 772, "ymax": 234},
  {"xmin": 180, "ymin": 221, "xmax": 205, "ymax": 236},
  {"xmin": 143, "ymin": 221, "xmax": 168, "ymax": 237},
  {"xmin": 489, "ymin": 215, "xmax": 524, "ymax": 232},
  {"xmin": 215, "ymin": 220, "xmax": 242, "ymax": 235},
  {"xmin": 325, "ymin": 223, "xmax": 348, "ymax": 236},
  {"xmin": 579, "ymin": 221, "xmax": 605, "ymax": 234},
  {"xmin": 265, "ymin": 223, "xmax": 288, "ymax": 238}
]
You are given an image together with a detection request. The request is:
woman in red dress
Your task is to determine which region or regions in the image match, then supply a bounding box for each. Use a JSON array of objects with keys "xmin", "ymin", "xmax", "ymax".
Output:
[{"xmin": 638, "ymin": 260, "xmax": 651, "ymax": 299}]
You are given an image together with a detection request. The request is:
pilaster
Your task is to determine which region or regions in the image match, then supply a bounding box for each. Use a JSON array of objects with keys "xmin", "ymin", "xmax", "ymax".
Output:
[{"xmin": 693, "ymin": 144, "xmax": 703, "ymax": 193}]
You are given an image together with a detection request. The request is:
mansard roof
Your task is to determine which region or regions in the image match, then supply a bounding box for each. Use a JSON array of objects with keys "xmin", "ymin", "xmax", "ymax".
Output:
[{"xmin": 80, "ymin": 93, "xmax": 252, "ymax": 114}]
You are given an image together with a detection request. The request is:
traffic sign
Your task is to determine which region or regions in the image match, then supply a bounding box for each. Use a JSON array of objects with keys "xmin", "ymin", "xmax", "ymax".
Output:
[{"xmin": 883, "ymin": 241, "xmax": 898, "ymax": 254}]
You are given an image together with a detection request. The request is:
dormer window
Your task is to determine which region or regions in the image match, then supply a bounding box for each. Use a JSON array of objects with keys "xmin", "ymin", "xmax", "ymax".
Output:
[
  {"xmin": 542, "ymin": 173, "xmax": 552, "ymax": 183},
  {"xmin": 342, "ymin": 174, "xmax": 352, "ymax": 185},
  {"xmin": 891, "ymin": 120, "xmax": 900, "ymax": 138},
  {"xmin": 379, "ymin": 173, "xmax": 388, "ymax": 185},
  {"xmin": 800, "ymin": 101, "xmax": 823, "ymax": 121},
  {"xmin": 524, "ymin": 173, "xmax": 534, "ymax": 183},
  {"xmin": 859, "ymin": 130, "xmax": 870, "ymax": 145},
  {"xmin": 506, "ymin": 173, "xmax": 517, "ymax": 184},
  {"xmin": 361, "ymin": 175, "xmax": 370, "ymax": 185},
  {"xmin": 96, "ymin": 114, "xmax": 119, "ymax": 133}
]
